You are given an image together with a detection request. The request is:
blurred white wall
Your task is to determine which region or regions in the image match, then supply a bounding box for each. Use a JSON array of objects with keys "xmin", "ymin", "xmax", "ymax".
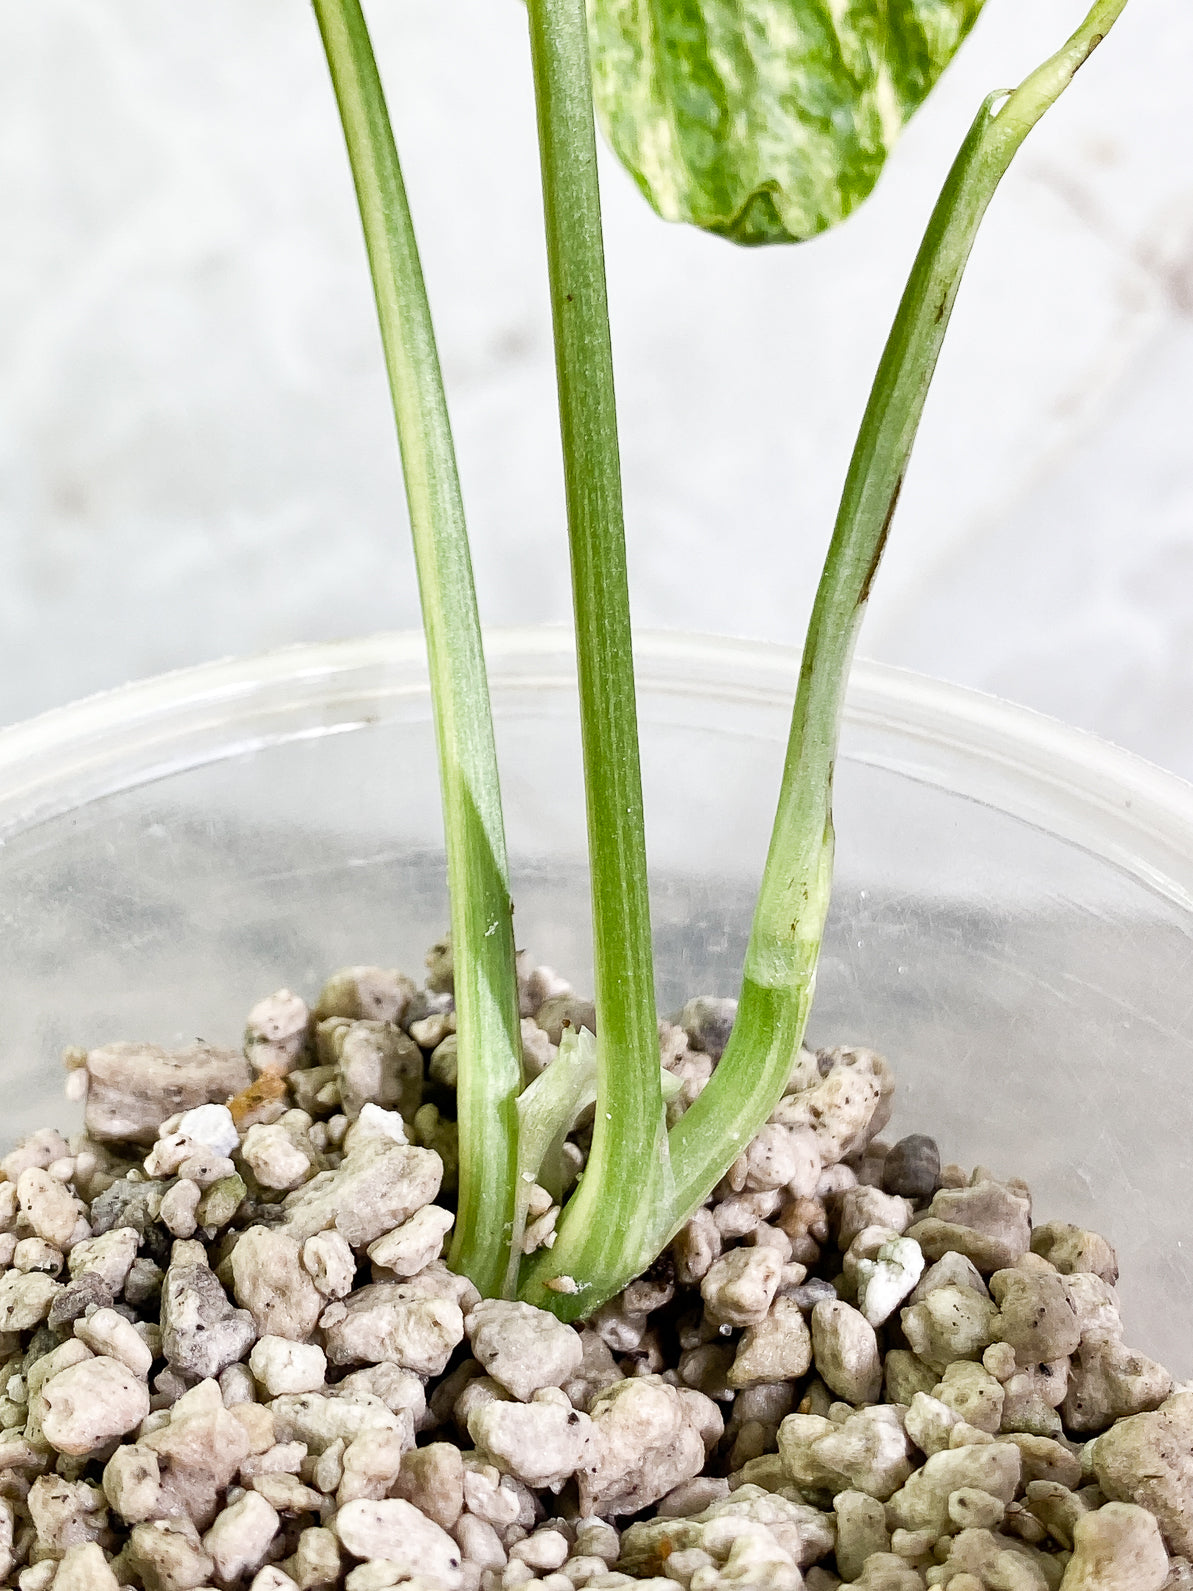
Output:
[{"xmin": 0, "ymin": 0, "xmax": 1190, "ymax": 770}]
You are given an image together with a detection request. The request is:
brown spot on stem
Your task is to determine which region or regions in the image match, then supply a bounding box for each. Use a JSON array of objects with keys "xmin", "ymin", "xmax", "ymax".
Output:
[{"xmin": 858, "ymin": 472, "xmax": 905, "ymax": 604}]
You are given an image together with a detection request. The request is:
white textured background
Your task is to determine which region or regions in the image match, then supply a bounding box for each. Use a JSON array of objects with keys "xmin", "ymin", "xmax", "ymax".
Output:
[{"xmin": 1, "ymin": 0, "xmax": 1191, "ymax": 772}]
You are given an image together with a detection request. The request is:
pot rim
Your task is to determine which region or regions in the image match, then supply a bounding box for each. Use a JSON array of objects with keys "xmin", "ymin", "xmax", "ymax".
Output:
[{"xmin": 1, "ymin": 627, "xmax": 1191, "ymax": 907}]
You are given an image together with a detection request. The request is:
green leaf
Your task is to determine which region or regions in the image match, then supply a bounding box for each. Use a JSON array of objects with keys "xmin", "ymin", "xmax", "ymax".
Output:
[{"xmin": 588, "ymin": 0, "xmax": 986, "ymax": 244}]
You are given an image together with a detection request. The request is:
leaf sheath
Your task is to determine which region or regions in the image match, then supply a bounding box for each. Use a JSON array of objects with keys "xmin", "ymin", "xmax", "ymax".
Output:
[
  {"xmin": 313, "ymin": 0, "xmax": 523, "ymax": 1299},
  {"xmin": 517, "ymin": 0, "xmax": 669, "ymax": 1315},
  {"xmin": 665, "ymin": 0, "xmax": 1130, "ymax": 1235}
]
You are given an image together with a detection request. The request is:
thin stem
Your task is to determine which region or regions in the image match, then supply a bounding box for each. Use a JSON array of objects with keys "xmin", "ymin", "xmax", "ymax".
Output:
[
  {"xmin": 664, "ymin": 0, "xmax": 1129, "ymax": 1232},
  {"xmin": 313, "ymin": 0, "xmax": 523, "ymax": 1299},
  {"xmin": 517, "ymin": 0, "xmax": 668, "ymax": 1314}
]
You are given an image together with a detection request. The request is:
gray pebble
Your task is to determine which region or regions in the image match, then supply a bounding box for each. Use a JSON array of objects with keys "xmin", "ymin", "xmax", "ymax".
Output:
[
  {"xmin": 788, "ymin": 1279, "xmax": 839, "ymax": 1314},
  {"xmin": 48, "ymin": 1271, "xmax": 115, "ymax": 1332},
  {"xmin": 881, "ymin": 1135, "xmax": 941, "ymax": 1203}
]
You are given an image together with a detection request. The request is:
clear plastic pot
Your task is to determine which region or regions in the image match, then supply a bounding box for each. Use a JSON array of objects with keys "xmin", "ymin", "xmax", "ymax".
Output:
[{"xmin": 1, "ymin": 629, "xmax": 1191, "ymax": 1369}]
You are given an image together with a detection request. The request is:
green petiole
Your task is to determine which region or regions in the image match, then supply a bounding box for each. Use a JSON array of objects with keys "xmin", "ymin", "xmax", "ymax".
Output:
[
  {"xmin": 516, "ymin": 0, "xmax": 671, "ymax": 1309},
  {"xmin": 313, "ymin": 0, "xmax": 523, "ymax": 1300},
  {"xmin": 526, "ymin": 0, "xmax": 1130, "ymax": 1315}
]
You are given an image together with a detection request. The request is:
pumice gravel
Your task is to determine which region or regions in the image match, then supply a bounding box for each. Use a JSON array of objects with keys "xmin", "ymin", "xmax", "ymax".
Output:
[{"xmin": 0, "ymin": 950, "xmax": 1187, "ymax": 1591}]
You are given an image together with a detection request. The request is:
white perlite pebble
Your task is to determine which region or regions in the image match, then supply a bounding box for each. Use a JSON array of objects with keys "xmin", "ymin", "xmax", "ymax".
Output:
[
  {"xmin": 66, "ymin": 1225, "xmax": 139, "ymax": 1293},
  {"xmin": 334, "ymin": 1498, "xmax": 464, "ymax": 1588},
  {"xmin": 158, "ymin": 1179, "xmax": 201, "ymax": 1239},
  {"xmin": 325, "ymin": 1282, "xmax": 465, "ymax": 1376},
  {"xmin": 886, "ymin": 1440, "xmax": 1022, "ymax": 1536},
  {"xmin": 811, "ymin": 1299, "xmax": 883, "ymax": 1404},
  {"xmin": 778, "ymin": 1405, "xmax": 913, "ymax": 1501},
  {"xmin": 203, "ymin": 1492, "xmax": 281, "ymax": 1583},
  {"xmin": 18, "ymin": 1166, "xmax": 82, "ymax": 1249},
  {"xmin": 352, "ymin": 1102, "xmax": 409, "ymax": 1144},
  {"xmin": 178, "ymin": 1103, "xmax": 240, "ymax": 1158},
  {"xmin": 700, "ymin": 1247, "xmax": 783, "ymax": 1329},
  {"xmin": 40, "ymin": 1355, "xmax": 151, "ymax": 1455},
  {"xmin": 51, "ymin": 1543, "xmax": 120, "ymax": 1591},
  {"xmin": 1062, "ymin": 1500, "xmax": 1170, "ymax": 1590},
  {"xmin": 728, "ymin": 1296, "xmax": 814, "ymax": 1388},
  {"xmin": 469, "ymin": 1388, "xmax": 598, "ymax": 1490},
  {"xmin": 280, "ymin": 1137, "xmax": 442, "ymax": 1246},
  {"xmin": 74, "ymin": 1307, "xmax": 154, "ymax": 1377},
  {"xmin": 467, "ymin": 1299, "xmax": 584, "ymax": 1402},
  {"xmin": 855, "ymin": 1237, "xmax": 926, "ymax": 1328},
  {"xmin": 241, "ymin": 1125, "xmax": 312, "ymax": 1191},
  {"xmin": 250, "ymin": 1336, "xmax": 328, "ymax": 1395},
  {"xmin": 302, "ymin": 1229, "xmax": 357, "ymax": 1299},
  {"xmin": 579, "ymin": 1376, "xmax": 721, "ymax": 1518},
  {"xmin": 231, "ymin": 1226, "xmax": 324, "ymax": 1341},
  {"xmin": 369, "ymin": 1205, "xmax": 455, "ymax": 1276}
]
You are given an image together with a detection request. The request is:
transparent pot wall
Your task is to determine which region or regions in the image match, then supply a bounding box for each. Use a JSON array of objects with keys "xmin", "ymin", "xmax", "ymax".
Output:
[{"xmin": 1, "ymin": 632, "xmax": 1191, "ymax": 1370}]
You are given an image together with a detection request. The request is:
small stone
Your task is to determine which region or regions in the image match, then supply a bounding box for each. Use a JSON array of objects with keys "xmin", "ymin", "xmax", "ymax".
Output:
[
  {"xmin": 834, "ymin": 1490, "xmax": 891, "ymax": 1580},
  {"xmin": 203, "ymin": 1492, "xmax": 281, "ymax": 1583},
  {"xmin": 676, "ymin": 997, "xmax": 736, "ymax": 1060},
  {"xmin": 67, "ymin": 1224, "xmax": 140, "ymax": 1292},
  {"xmin": 395, "ymin": 1442, "xmax": 465, "ymax": 1530},
  {"xmin": 49, "ymin": 1271, "xmax": 116, "ymax": 1331},
  {"xmin": 302, "ymin": 1229, "xmax": 357, "ymax": 1299},
  {"xmin": 270, "ymin": 1390, "xmax": 407, "ymax": 1457},
  {"xmin": 834, "ymin": 1186, "xmax": 914, "ymax": 1250},
  {"xmin": 580, "ymin": 1377, "xmax": 719, "ymax": 1518},
  {"xmin": 947, "ymin": 1487, "xmax": 1006, "ymax": 1529},
  {"xmin": 127, "ymin": 1519, "xmax": 215, "ymax": 1591},
  {"xmin": 196, "ymin": 1172, "xmax": 247, "ymax": 1229},
  {"xmin": 158, "ymin": 1179, "xmax": 201, "ymax": 1239},
  {"xmin": 886, "ymin": 1441, "xmax": 1021, "ymax": 1536},
  {"xmin": 903, "ymin": 1392, "xmax": 960, "ymax": 1457},
  {"xmin": 75, "ymin": 1306, "xmax": 154, "ymax": 1376},
  {"xmin": 178, "ymin": 1103, "xmax": 240, "ymax": 1157},
  {"xmin": 162, "ymin": 1256, "xmax": 258, "ymax": 1378},
  {"xmin": 810, "ymin": 1300, "xmax": 882, "ymax": 1404},
  {"xmin": 990, "ymin": 1267, "xmax": 1082, "ymax": 1363},
  {"xmin": 280, "ymin": 1137, "xmax": 442, "ymax": 1246},
  {"xmin": 932, "ymin": 1361, "xmax": 1005, "ymax": 1434},
  {"xmin": 900, "ymin": 1284, "xmax": 999, "ymax": 1374},
  {"xmin": 908, "ymin": 1174, "xmax": 1032, "ymax": 1273},
  {"xmin": 241, "ymin": 1125, "xmax": 312, "ymax": 1192},
  {"xmin": 334, "ymin": 1498, "xmax": 463, "ymax": 1588},
  {"xmin": 0, "ymin": 1269, "xmax": 60, "ymax": 1331},
  {"xmin": 779, "ymin": 1404, "xmax": 912, "ymax": 1500},
  {"xmin": 855, "ymin": 1236, "xmax": 926, "ymax": 1328},
  {"xmin": 18, "ymin": 1167, "xmax": 82, "ymax": 1249},
  {"xmin": 729, "ymin": 1297, "xmax": 814, "ymax": 1388},
  {"xmin": 325, "ymin": 1282, "xmax": 465, "ymax": 1376},
  {"xmin": 881, "ymin": 1136, "xmax": 941, "ymax": 1203},
  {"xmin": 1031, "ymin": 1221, "xmax": 1118, "ymax": 1284},
  {"xmin": 771, "ymin": 1048, "xmax": 891, "ymax": 1165},
  {"xmin": 85, "ymin": 1041, "xmax": 250, "ymax": 1145},
  {"xmin": 1064, "ymin": 1337, "xmax": 1173, "ymax": 1434},
  {"xmin": 467, "ymin": 1299, "xmax": 584, "ymax": 1401},
  {"xmin": 700, "ymin": 1247, "xmax": 783, "ymax": 1330},
  {"xmin": 1092, "ymin": 1390, "xmax": 1193, "ymax": 1554},
  {"xmin": 250, "ymin": 1337, "xmax": 328, "ymax": 1396},
  {"xmin": 469, "ymin": 1389, "xmax": 598, "ymax": 1490},
  {"xmin": 231, "ymin": 1226, "xmax": 324, "ymax": 1341},
  {"xmin": 322, "ymin": 1018, "xmax": 423, "ymax": 1123},
  {"xmin": 1064, "ymin": 1500, "xmax": 1169, "ymax": 1590},
  {"xmin": 368, "ymin": 1206, "xmax": 455, "ymax": 1277},
  {"xmin": 315, "ymin": 967, "xmax": 416, "ymax": 1025},
  {"xmin": 535, "ymin": 995, "xmax": 597, "ymax": 1045},
  {"xmin": 40, "ymin": 1355, "xmax": 151, "ymax": 1455},
  {"xmin": 245, "ymin": 989, "xmax": 310, "ymax": 1076},
  {"xmin": 52, "ymin": 1543, "xmax": 120, "ymax": 1591}
]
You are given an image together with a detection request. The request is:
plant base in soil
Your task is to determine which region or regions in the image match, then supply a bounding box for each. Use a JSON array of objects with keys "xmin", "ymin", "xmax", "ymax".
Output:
[{"xmin": 0, "ymin": 947, "xmax": 1187, "ymax": 1591}]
